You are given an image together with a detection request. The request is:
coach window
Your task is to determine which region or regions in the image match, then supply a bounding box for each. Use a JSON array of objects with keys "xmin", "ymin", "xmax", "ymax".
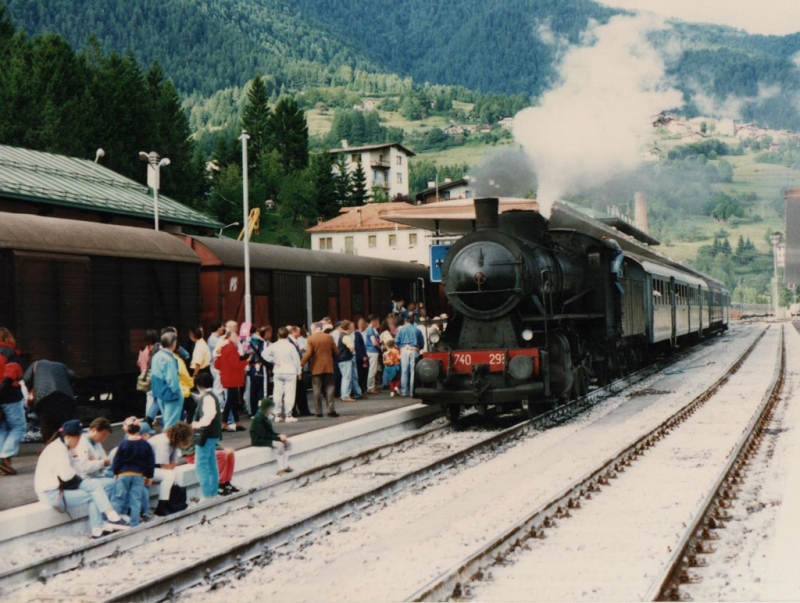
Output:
[
  {"xmin": 368, "ymin": 235, "xmax": 376, "ymax": 248},
  {"xmin": 345, "ymin": 236, "xmax": 354, "ymax": 254},
  {"xmin": 389, "ymin": 234, "xmax": 397, "ymax": 247},
  {"xmin": 409, "ymin": 233, "xmax": 417, "ymax": 246}
]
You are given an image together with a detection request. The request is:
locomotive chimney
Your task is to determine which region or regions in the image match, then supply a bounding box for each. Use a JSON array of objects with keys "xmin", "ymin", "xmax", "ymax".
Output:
[
  {"xmin": 634, "ymin": 192, "xmax": 648, "ymax": 233},
  {"xmin": 474, "ymin": 197, "xmax": 499, "ymax": 230}
]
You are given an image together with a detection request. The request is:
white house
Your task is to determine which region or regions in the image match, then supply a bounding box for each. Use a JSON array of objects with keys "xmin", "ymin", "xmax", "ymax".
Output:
[
  {"xmin": 329, "ymin": 142, "xmax": 415, "ymax": 199},
  {"xmin": 306, "ymin": 202, "xmax": 430, "ymax": 265},
  {"xmin": 415, "ymin": 176, "xmax": 473, "ymax": 204}
]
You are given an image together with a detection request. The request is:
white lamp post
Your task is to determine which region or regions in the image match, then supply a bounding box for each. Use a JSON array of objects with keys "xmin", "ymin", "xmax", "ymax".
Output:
[
  {"xmin": 240, "ymin": 131, "xmax": 252, "ymax": 327},
  {"xmin": 94, "ymin": 148, "xmax": 105, "ymax": 163},
  {"xmin": 139, "ymin": 151, "xmax": 171, "ymax": 231},
  {"xmin": 218, "ymin": 221, "xmax": 240, "ymax": 238},
  {"xmin": 771, "ymin": 232, "xmax": 782, "ymax": 318}
]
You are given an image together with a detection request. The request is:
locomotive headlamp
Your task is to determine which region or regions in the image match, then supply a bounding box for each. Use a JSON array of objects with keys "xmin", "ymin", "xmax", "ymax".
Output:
[
  {"xmin": 429, "ymin": 331, "xmax": 441, "ymax": 345},
  {"xmin": 521, "ymin": 329, "xmax": 534, "ymax": 341},
  {"xmin": 508, "ymin": 355, "xmax": 534, "ymax": 380},
  {"xmin": 415, "ymin": 358, "xmax": 441, "ymax": 383}
]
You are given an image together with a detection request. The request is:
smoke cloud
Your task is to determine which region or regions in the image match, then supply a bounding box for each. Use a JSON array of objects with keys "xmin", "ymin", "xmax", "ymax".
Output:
[{"xmin": 513, "ymin": 14, "xmax": 683, "ymax": 217}]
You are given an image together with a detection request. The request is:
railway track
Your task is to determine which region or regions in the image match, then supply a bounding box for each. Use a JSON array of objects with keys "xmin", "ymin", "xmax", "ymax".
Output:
[
  {"xmin": 0, "ymin": 327, "xmax": 732, "ymax": 602},
  {"xmin": 415, "ymin": 324, "xmax": 782, "ymax": 602}
]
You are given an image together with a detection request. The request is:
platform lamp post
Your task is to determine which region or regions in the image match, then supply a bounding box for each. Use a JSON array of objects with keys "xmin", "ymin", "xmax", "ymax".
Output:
[
  {"xmin": 240, "ymin": 130, "xmax": 252, "ymax": 327},
  {"xmin": 771, "ymin": 231, "xmax": 782, "ymax": 318},
  {"xmin": 139, "ymin": 151, "xmax": 171, "ymax": 231}
]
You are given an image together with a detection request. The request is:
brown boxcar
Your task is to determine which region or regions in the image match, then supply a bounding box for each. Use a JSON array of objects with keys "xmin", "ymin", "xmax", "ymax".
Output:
[
  {"xmin": 181, "ymin": 235, "xmax": 429, "ymax": 332},
  {"xmin": 0, "ymin": 214, "xmax": 200, "ymax": 417}
]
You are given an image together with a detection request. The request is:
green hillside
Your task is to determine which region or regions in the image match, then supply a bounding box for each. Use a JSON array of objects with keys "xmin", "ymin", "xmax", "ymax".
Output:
[{"xmin": 9, "ymin": 0, "xmax": 800, "ymax": 129}]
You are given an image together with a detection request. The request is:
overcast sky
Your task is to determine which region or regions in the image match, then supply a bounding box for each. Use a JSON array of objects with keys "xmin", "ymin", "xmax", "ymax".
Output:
[{"xmin": 597, "ymin": 0, "xmax": 800, "ymax": 36}]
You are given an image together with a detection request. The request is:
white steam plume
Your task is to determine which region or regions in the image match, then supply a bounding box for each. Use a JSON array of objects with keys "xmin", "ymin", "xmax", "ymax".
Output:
[{"xmin": 514, "ymin": 14, "xmax": 682, "ymax": 217}]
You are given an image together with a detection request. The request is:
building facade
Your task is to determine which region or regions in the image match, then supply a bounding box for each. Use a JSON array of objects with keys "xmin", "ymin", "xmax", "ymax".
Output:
[
  {"xmin": 307, "ymin": 202, "xmax": 429, "ymax": 265},
  {"xmin": 329, "ymin": 142, "xmax": 415, "ymax": 199}
]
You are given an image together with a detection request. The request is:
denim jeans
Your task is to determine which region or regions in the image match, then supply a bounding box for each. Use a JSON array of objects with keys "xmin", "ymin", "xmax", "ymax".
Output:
[
  {"xmin": 112, "ymin": 474, "xmax": 145, "ymax": 526},
  {"xmin": 338, "ymin": 360, "xmax": 354, "ymax": 399},
  {"xmin": 39, "ymin": 488, "xmax": 105, "ymax": 531},
  {"xmin": 161, "ymin": 399, "xmax": 183, "ymax": 429},
  {"xmin": 350, "ymin": 359, "xmax": 363, "ymax": 398},
  {"xmin": 0, "ymin": 399, "xmax": 26, "ymax": 459},
  {"xmin": 195, "ymin": 437, "xmax": 220, "ymax": 498},
  {"xmin": 400, "ymin": 348, "xmax": 419, "ymax": 396}
]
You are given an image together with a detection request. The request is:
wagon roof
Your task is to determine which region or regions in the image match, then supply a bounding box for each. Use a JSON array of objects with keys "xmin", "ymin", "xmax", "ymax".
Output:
[
  {"xmin": 0, "ymin": 213, "xmax": 200, "ymax": 263},
  {"xmin": 187, "ymin": 235, "xmax": 428, "ymax": 279}
]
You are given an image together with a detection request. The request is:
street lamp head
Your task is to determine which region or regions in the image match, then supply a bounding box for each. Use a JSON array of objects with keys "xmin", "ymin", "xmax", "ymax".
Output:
[
  {"xmin": 94, "ymin": 148, "xmax": 105, "ymax": 163},
  {"xmin": 139, "ymin": 151, "xmax": 150, "ymax": 162},
  {"xmin": 159, "ymin": 158, "xmax": 171, "ymax": 168}
]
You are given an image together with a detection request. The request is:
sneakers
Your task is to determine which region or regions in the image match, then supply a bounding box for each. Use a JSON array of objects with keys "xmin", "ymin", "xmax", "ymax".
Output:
[
  {"xmin": 367, "ymin": 389, "xmax": 381, "ymax": 395},
  {"xmin": 340, "ymin": 397, "xmax": 356, "ymax": 402},
  {"xmin": 226, "ymin": 483, "xmax": 240, "ymax": 493},
  {"xmin": 91, "ymin": 528, "xmax": 112, "ymax": 539},
  {"xmin": 235, "ymin": 425, "xmax": 246, "ymax": 432},
  {"xmin": 284, "ymin": 417, "xmax": 298, "ymax": 423},
  {"xmin": 274, "ymin": 417, "xmax": 283, "ymax": 423},
  {"xmin": 327, "ymin": 411, "xmax": 340, "ymax": 418},
  {"xmin": 218, "ymin": 482, "xmax": 241, "ymax": 496},
  {"xmin": 390, "ymin": 391, "xmax": 395, "ymax": 397},
  {"xmin": 105, "ymin": 519, "xmax": 130, "ymax": 532}
]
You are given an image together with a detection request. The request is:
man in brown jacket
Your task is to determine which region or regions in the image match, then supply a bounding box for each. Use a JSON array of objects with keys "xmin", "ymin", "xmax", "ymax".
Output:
[{"xmin": 301, "ymin": 322, "xmax": 340, "ymax": 417}]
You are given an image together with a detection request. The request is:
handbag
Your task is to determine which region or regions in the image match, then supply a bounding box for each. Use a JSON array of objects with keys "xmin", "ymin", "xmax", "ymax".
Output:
[
  {"xmin": 136, "ymin": 370, "xmax": 151, "ymax": 392},
  {"xmin": 192, "ymin": 427, "xmax": 209, "ymax": 447},
  {"xmin": 58, "ymin": 474, "xmax": 82, "ymax": 490}
]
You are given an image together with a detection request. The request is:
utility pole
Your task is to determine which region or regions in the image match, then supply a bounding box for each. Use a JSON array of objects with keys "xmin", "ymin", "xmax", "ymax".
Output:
[{"xmin": 240, "ymin": 131, "xmax": 252, "ymax": 327}]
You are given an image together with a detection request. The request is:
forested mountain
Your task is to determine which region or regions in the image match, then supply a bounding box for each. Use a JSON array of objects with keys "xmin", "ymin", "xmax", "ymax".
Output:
[
  {"xmin": 4, "ymin": 0, "xmax": 379, "ymax": 94},
  {"xmin": 9, "ymin": 0, "xmax": 800, "ymax": 129}
]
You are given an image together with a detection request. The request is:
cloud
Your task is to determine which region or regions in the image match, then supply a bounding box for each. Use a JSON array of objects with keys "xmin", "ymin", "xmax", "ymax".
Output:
[
  {"xmin": 513, "ymin": 14, "xmax": 682, "ymax": 216},
  {"xmin": 597, "ymin": 0, "xmax": 800, "ymax": 36}
]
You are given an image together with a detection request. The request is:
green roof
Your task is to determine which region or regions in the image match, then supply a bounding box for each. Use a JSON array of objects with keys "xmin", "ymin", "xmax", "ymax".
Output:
[{"xmin": 0, "ymin": 145, "xmax": 222, "ymax": 229}]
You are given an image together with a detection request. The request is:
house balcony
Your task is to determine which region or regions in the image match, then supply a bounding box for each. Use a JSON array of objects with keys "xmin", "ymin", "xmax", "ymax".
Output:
[{"xmin": 371, "ymin": 158, "xmax": 391, "ymax": 168}]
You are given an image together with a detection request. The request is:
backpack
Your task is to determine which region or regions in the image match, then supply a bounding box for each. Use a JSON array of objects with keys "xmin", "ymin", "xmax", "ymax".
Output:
[{"xmin": 166, "ymin": 484, "xmax": 187, "ymax": 514}]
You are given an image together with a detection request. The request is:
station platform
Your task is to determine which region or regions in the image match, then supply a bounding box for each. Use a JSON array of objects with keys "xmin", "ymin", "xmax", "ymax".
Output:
[{"xmin": 0, "ymin": 392, "xmax": 422, "ymax": 512}]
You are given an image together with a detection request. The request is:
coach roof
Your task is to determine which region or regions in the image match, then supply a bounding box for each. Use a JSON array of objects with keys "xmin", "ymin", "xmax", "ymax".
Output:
[
  {"xmin": 0, "ymin": 213, "xmax": 200, "ymax": 263},
  {"xmin": 187, "ymin": 235, "xmax": 427, "ymax": 279}
]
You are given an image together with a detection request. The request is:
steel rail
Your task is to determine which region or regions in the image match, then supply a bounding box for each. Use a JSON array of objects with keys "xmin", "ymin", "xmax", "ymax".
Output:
[
  {"xmin": 0, "ymin": 330, "xmax": 732, "ymax": 600},
  {"xmin": 0, "ymin": 418, "xmax": 449, "ymax": 595},
  {"xmin": 103, "ymin": 333, "xmax": 741, "ymax": 603},
  {"xmin": 645, "ymin": 324, "xmax": 786, "ymax": 601},
  {"xmin": 404, "ymin": 327, "xmax": 768, "ymax": 602}
]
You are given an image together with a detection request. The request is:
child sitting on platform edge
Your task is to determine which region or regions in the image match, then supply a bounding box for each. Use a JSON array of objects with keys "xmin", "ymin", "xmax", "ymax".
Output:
[
  {"xmin": 111, "ymin": 417, "xmax": 155, "ymax": 527},
  {"xmin": 250, "ymin": 398, "xmax": 292, "ymax": 475}
]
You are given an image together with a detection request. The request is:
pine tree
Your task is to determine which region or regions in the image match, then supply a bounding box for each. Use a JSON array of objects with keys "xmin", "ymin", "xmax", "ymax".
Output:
[
  {"xmin": 269, "ymin": 96, "xmax": 308, "ymax": 173},
  {"xmin": 334, "ymin": 153, "xmax": 351, "ymax": 206},
  {"xmin": 241, "ymin": 75, "xmax": 272, "ymax": 166},
  {"xmin": 310, "ymin": 151, "xmax": 338, "ymax": 219},
  {"xmin": 350, "ymin": 161, "xmax": 368, "ymax": 206}
]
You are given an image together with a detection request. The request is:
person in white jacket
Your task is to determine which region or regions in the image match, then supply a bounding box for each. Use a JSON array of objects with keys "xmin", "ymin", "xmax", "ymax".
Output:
[
  {"xmin": 35, "ymin": 420, "xmax": 129, "ymax": 539},
  {"xmin": 262, "ymin": 327, "xmax": 302, "ymax": 422}
]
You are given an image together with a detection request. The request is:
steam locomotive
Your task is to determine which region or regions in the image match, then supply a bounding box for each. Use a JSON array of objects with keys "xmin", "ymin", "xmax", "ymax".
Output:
[{"xmin": 414, "ymin": 198, "xmax": 730, "ymax": 421}]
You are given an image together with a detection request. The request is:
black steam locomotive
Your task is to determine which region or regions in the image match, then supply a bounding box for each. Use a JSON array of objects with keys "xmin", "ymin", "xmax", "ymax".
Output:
[{"xmin": 415, "ymin": 198, "xmax": 730, "ymax": 421}]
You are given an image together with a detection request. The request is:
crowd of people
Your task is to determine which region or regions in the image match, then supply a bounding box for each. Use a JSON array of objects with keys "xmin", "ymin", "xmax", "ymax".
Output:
[{"xmin": 0, "ymin": 299, "xmax": 446, "ymax": 537}]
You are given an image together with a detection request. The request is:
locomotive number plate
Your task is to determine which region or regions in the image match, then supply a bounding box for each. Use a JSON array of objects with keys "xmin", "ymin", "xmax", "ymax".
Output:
[{"xmin": 450, "ymin": 351, "xmax": 506, "ymax": 372}]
